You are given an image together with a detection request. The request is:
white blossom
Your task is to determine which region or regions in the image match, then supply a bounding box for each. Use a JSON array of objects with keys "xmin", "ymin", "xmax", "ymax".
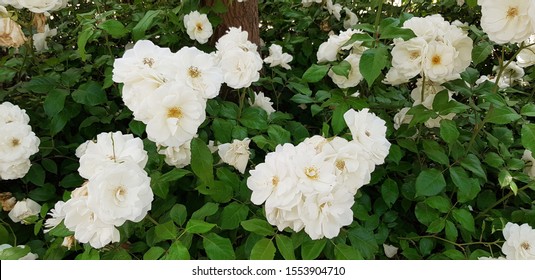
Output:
[
  {"xmin": 44, "ymin": 201, "xmax": 66, "ymax": 233},
  {"xmin": 183, "ymin": 11, "xmax": 213, "ymax": 44},
  {"xmin": 328, "ymin": 53, "xmax": 363, "ymax": 88},
  {"xmin": 8, "ymin": 198, "xmax": 41, "ymax": 224},
  {"xmin": 502, "ymin": 222, "xmax": 535, "ymax": 260},
  {"xmin": 32, "ymin": 24, "xmax": 57, "ymax": 52},
  {"xmin": 86, "ymin": 163, "xmax": 153, "ymax": 226},
  {"xmin": 0, "ymin": 17, "xmax": 26, "ymax": 48},
  {"xmin": 478, "ymin": 0, "xmax": 535, "ymax": 44},
  {"xmin": 383, "ymin": 244, "xmax": 399, "ymax": 258},
  {"xmin": 264, "ymin": 44, "xmax": 293, "ymax": 70},
  {"xmin": 218, "ymin": 138, "xmax": 251, "ymax": 174},
  {"xmin": 248, "ymin": 91, "xmax": 276, "ymax": 116},
  {"xmin": 78, "ymin": 131, "xmax": 148, "ymax": 180}
]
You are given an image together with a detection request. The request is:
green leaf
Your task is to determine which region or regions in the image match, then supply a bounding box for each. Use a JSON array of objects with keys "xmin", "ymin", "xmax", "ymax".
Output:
[
  {"xmin": 98, "ymin": 19, "xmax": 128, "ymax": 38},
  {"xmin": 72, "ymin": 81, "xmax": 107, "ymax": 106},
  {"xmin": 415, "ymin": 169, "xmax": 447, "ymax": 197},
  {"xmin": 275, "ymin": 234, "xmax": 295, "ymax": 260},
  {"xmin": 219, "ymin": 202, "xmax": 249, "ymax": 230},
  {"xmin": 240, "ymin": 107, "xmax": 268, "ymax": 130},
  {"xmin": 250, "ymin": 238, "xmax": 276, "ymax": 260},
  {"xmin": 44, "ymin": 89, "xmax": 69, "ymax": 117},
  {"xmin": 211, "ymin": 0, "xmax": 228, "ymax": 13},
  {"xmin": 129, "ymin": 120, "xmax": 146, "ymax": 137},
  {"xmin": 332, "ymin": 104, "xmax": 349, "ymax": 135},
  {"xmin": 347, "ymin": 227, "xmax": 378, "ymax": 259},
  {"xmin": 77, "ymin": 27, "xmax": 94, "ymax": 61},
  {"xmin": 472, "ymin": 41, "xmax": 493, "ymax": 66},
  {"xmin": 241, "ymin": 219, "xmax": 275, "ymax": 236},
  {"xmin": 331, "ymin": 60, "xmax": 351, "ymax": 78},
  {"xmin": 25, "ymin": 163, "xmax": 45, "ymax": 187},
  {"xmin": 440, "ymin": 119, "xmax": 460, "ymax": 144},
  {"xmin": 460, "ymin": 154, "xmax": 487, "ymax": 180},
  {"xmin": 290, "ymin": 94, "xmax": 316, "ymax": 104},
  {"xmin": 359, "ymin": 46, "xmax": 388, "ymax": 87},
  {"xmin": 185, "ymin": 219, "xmax": 216, "ymax": 234},
  {"xmin": 190, "ymin": 138, "xmax": 214, "ymax": 187},
  {"xmin": 202, "ymin": 233, "xmax": 236, "ymax": 260},
  {"xmin": 0, "ymin": 224, "xmax": 9, "ymax": 244},
  {"xmin": 132, "ymin": 10, "xmax": 161, "ymax": 40},
  {"xmin": 334, "ymin": 243, "xmax": 364, "ymax": 260},
  {"xmin": 169, "ymin": 204, "xmax": 187, "ymax": 226},
  {"xmin": 161, "ymin": 169, "xmax": 191, "ymax": 182},
  {"xmin": 302, "ymin": 64, "xmax": 330, "ymax": 83},
  {"xmin": 414, "ymin": 202, "xmax": 440, "ymax": 226},
  {"xmin": 452, "ymin": 209, "xmax": 475, "ymax": 233},
  {"xmin": 422, "ymin": 140, "xmax": 449, "ymax": 165},
  {"xmin": 143, "ymin": 247, "xmax": 165, "ymax": 260},
  {"xmin": 212, "ymin": 118, "xmax": 234, "ymax": 143},
  {"xmin": 47, "ymin": 221, "xmax": 74, "ymax": 237},
  {"xmin": 381, "ymin": 179, "xmax": 398, "ymax": 208},
  {"xmin": 380, "ymin": 26, "xmax": 416, "ymax": 40},
  {"xmin": 445, "ymin": 220, "xmax": 458, "ymax": 241},
  {"xmin": 450, "ymin": 167, "xmax": 481, "ymax": 203},
  {"xmin": 154, "ymin": 221, "xmax": 178, "ymax": 242},
  {"xmin": 267, "ymin": 125, "xmax": 291, "ymax": 145},
  {"xmin": 301, "ymin": 239, "xmax": 327, "ymax": 260},
  {"xmin": 486, "ymin": 106, "xmax": 521, "ymax": 124},
  {"xmin": 0, "ymin": 246, "xmax": 31, "ymax": 260},
  {"xmin": 426, "ymin": 219, "xmax": 446, "ymax": 234},
  {"xmin": 191, "ymin": 202, "xmax": 219, "ymax": 220},
  {"xmin": 521, "ymin": 104, "xmax": 535, "ymax": 117},
  {"xmin": 29, "ymin": 184, "xmax": 56, "ymax": 202},
  {"xmin": 425, "ymin": 196, "xmax": 452, "ymax": 213},
  {"xmin": 521, "ymin": 124, "xmax": 535, "ymax": 153},
  {"xmin": 163, "ymin": 241, "xmax": 190, "ymax": 260}
]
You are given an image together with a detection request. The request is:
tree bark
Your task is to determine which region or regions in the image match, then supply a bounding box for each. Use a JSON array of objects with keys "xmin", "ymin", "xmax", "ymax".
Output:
[{"xmin": 202, "ymin": 0, "xmax": 260, "ymax": 47}]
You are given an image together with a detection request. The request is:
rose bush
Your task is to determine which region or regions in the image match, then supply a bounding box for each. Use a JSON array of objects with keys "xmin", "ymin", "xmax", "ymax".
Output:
[{"xmin": 1, "ymin": 0, "xmax": 535, "ymax": 260}]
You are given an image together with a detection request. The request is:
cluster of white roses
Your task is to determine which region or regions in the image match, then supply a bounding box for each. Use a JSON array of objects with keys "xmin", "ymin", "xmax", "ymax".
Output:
[
  {"xmin": 247, "ymin": 108, "xmax": 390, "ymax": 240},
  {"xmin": 385, "ymin": 14, "xmax": 473, "ymax": 85},
  {"xmin": 45, "ymin": 132, "xmax": 153, "ymax": 249},
  {"xmin": 113, "ymin": 26, "xmax": 263, "ymax": 168},
  {"xmin": 0, "ymin": 102, "xmax": 40, "ymax": 180},
  {"xmin": 317, "ymin": 28, "xmax": 368, "ymax": 89}
]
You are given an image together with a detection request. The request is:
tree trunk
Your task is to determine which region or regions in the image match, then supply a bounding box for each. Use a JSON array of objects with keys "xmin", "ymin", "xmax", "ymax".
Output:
[{"xmin": 202, "ymin": 0, "xmax": 260, "ymax": 47}]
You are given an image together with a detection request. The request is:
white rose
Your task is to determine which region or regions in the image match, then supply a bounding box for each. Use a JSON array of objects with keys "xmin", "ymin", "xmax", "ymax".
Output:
[
  {"xmin": 0, "ymin": 17, "xmax": 26, "ymax": 48},
  {"xmin": 183, "ymin": 11, "xmax": 213, "ymax": 44},
  {"xmin": 501, "ymin": 222, "xmax": 535, "ymax": 260},
  {"xmin": 86, "ymin": 163, "xmax": 153, "ymax": 226},
  {"xmin": 219, "ymin": 48, "xmax": 263, "ymax": 89},
  {"xmin": 218, "ymin": 138, "xmax": 251, "ymax": 174},
  {"xmin": 478, "ymin": 0, "xmax": 535, "ymax": 44},
  {"xmin": 174, "ymin": 46, "xmax": 223, "ymax": 99},
  {"xmin": 328, "ymin": 53, "xmax": 363, "ymax": 88},
  {"xmin": 264, "ymin": 44, "xmax": 293, "ymax": 70},
  {"xmin": 32, "ymin": 24, "xmax": 57, "ymax": 52},
  {"xmin": 248, "ymin": 91, "xmax": 276, "ymax": 116},
  {"xmin": 8, "ymin": 198, "xmax": 41, "ymax": 224}
]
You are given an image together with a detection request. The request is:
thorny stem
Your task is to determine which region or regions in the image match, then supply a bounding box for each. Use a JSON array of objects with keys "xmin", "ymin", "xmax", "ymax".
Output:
[{"xmin": 373, "ymin": 0, "xmax": 384, "ymax": 48}]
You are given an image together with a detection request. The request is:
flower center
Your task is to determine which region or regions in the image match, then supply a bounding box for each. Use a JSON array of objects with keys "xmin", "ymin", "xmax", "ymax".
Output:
[
  {"xmin": 114, "ymin": 186, "xmax": 127, "ymax": 203},
  {"xmin": 305, "ymin": 166, "xmax": 319, "ymax": 180},
  {"xmin": 409, "ymin": 50, "xmax": 420, "ymax": 60},
  {"xmin": 143, "ymin": 57, "xmax": 155, "ymax": 67},
  {"xmin": 336, "ymin": 160, "xmax": 346, "ymax": 171},
  {"xmin": 195, "ymin": 22, "xmax": 203, "ymax": 31},
  {"xmin": 167, "ymin": 107, "xmax": 183, "ymax": 119},
  {"xmin": 431, "ymin": 54, "xmax": 441, "ymax": 66},
  {"xmin": 507, "ymin": 7, "xmax": 519, "ymax": 19},
  {"xmin": 188, "ymin": 66, "xmax": 201, "ymax": 78},
  {"xmin": 521, "ymin": 242, "xmax": 531, "ymax": 250},
  {"xmin": 10, "ymin": 138, "xmax": 20, "ymax": 147},
  {"xmin": 271, "ymin": 176, "xmax": 279, "ymax": 187}
]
